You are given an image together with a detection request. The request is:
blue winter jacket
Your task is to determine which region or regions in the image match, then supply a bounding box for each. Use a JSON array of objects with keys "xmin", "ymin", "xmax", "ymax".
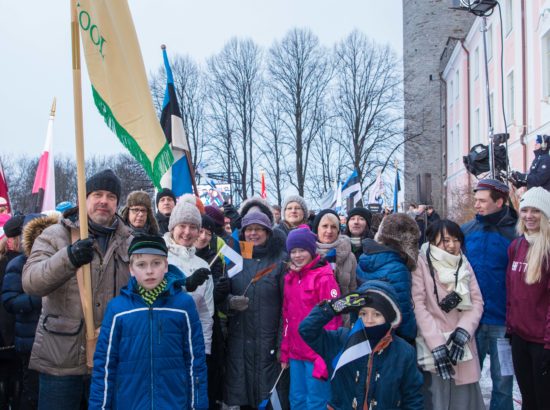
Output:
[
  {"xmin": 356, "ymin": 239, "xmax": 417, "ymax": 342},
  {"xmin": 1, "ymin": 254, "xmax": 42, "ymax": 353},
  {"xmin": 88, "ymin": 265, "xmax": 208, "ymax": 410},
  {"xmin": 299, "ymin": 280, "xmax": 423, "ymax": 410},
  {"xmin": 462, "ymin": 206, "xmax": 517, "ymax": 326}
]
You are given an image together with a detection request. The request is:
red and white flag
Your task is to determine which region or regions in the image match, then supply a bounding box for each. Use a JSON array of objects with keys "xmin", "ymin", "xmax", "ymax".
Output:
[
  {"xmin": 0, "ymin": 160, "xmax": 10, "ymax": 214},
  {"xmin": 32, "ymin": 98, "xmax": 56, "ymax": 212},
  {"xmin": 260, "ymin": 170, "xmax": 267, "ymax": 200}
]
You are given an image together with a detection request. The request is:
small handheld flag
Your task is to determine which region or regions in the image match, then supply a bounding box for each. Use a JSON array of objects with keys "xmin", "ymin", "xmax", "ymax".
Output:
[
  {"xmin": 258, "ymin": 368, "xmax": 285, "ymax": 410},
  {"xmin": 331, "ymin": 319, "xmax": 371, "ymax": 380},
  {"xmin": 219, "ymin": 244, "xmax": 243, "ymax": 277}
]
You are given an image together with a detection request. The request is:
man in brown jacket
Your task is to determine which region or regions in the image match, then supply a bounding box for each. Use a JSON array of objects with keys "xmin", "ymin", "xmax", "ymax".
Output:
[{"xmin": 22, "ymin": 169, "xmax": 132, "ymax": 410}]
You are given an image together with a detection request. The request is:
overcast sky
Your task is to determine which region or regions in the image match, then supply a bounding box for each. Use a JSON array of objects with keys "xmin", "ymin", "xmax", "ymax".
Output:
[{"xmin": 0, "ymin": 1, "xmax": 403, "ymax": 159}]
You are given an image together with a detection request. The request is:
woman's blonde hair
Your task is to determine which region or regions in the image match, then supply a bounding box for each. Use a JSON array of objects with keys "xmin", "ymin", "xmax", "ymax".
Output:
[{"xmin": 516, "ymin": 211, "xmax": 550, "ymax": 284}]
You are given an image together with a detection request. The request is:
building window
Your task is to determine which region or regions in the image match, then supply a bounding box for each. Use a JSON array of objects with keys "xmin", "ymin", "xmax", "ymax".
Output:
[
  {"xmin": 455, "ymin": 70, "xmax": 459, "ymax": 100},
  {"xmin": 455, "ymin": 123, "xmax": 461, "ymax": 159},
  {"xmin": 504, "ymin": 0, "xmax": 513, "ymax": 36},
  {"xmin": 506, "ymin": 71, "xmax": 515, "ymax": 123},
  {"xmin": 449, "ymin": 80, "xmax": 454, "ymax": 104},
  {"xmin": 449, "ymin": 128, "xmax": 454, "ymax": 165},
  {"xmin": 487, "ymin": 25, "xmax": 493, "ymax": 61},
  {"xmin": 543, "ymin": 31, "xmax": 550, "ymax": 98},
  {"xmin": 474, "ymin": 47, "xmax": 480, "ymax": 79},
  {"xmin": 474, "ymin": 108, "xmax": 480, "ymax": 145}
]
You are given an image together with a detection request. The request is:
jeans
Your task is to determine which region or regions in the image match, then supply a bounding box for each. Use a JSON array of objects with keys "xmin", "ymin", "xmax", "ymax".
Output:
[
  {"xmin": 289, "ymin": 359, "xmax": 330, "ymax": 410},
  {"xmin": 38, "ymin": 374, "xmax": 90, "ymax": 410},
  {"xmin": 476, "ymin": 324, "xmax": 513, "ymax": 410}
]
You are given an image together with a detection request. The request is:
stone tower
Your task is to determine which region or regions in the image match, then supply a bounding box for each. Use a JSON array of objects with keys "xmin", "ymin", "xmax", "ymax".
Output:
[{"xmin": 402, "ymin": 0, "xmax": 474, "ymax": 213}]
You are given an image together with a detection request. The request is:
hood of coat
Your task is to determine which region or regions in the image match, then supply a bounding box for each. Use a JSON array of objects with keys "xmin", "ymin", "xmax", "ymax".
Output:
[
  {"xmin": 356, "ymin": 279, "xmax": 402, "ymax": 330},
  {"xmin": 22, "ymin": 214, "xmax": 61, "ymax": 256},
  {"xmin": 239, "ymin": 197, "xmax": 274, "ymax": 224},
  {"xmin": 359, "ymin": 238, "xmax": 407, "ymax": 272},
  {"xmin": 316, "ymin": 235, "xmax": 353, "ymax": 264}
]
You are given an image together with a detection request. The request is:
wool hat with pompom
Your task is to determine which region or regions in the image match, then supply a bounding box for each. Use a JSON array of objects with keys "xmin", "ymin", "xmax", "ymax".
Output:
[{"xmin": 168, "ymin": 194, "xmax": 202, "ymax": 232}]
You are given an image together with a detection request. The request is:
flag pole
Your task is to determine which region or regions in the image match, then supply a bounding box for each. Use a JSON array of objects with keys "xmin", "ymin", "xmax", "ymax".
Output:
[{"xmin": 71, "ymin": 0, "xmax": 95, "ymax": 368}]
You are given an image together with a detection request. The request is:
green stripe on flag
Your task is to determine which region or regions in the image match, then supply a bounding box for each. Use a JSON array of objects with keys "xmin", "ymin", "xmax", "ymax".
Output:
[{"xmin": 91, "ymin": 86, "xmax": 173, "ymax": 189}]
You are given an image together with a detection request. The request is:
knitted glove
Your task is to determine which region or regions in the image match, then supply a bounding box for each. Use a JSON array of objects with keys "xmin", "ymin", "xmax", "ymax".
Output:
[
  {"xmin": 328, "ymin": 292, "xmax": 367, "ymax": 315},
  {"xmin": 432, "ymin": 345, "xmax": 455, "ymax": 380},
  {"xmin": 228, "ymin": 295, "xmax": 249, "ymax": 311},
  {"xmin": 67, "ymin": 238, "xmax": 95, "ymax": 268},
  {"xmin": 447, "ymin": 327, "xmax": 470, "ymax": 365},
  {"xmin": 185, "ymin": 268, "xmax": 210, "ymax": 292},
  {"xmin": 213, "ymin": 277, "xmax": 231, "ymax": 304}
]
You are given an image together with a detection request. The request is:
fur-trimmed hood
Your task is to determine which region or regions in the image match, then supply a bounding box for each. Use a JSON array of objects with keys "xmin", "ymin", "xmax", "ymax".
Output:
[
  {"xmin": 239, "ymin": 197, "xmax": 274, "ymax": 224},
  {"xmin": 22, "ymin": 214, "xmax": 61, "ymax": 256}
]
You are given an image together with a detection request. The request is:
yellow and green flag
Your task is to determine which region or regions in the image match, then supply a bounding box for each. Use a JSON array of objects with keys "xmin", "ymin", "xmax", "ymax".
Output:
[{"xmin": 77, "ymin": 0, "xmax": 173, "ymax": 188}]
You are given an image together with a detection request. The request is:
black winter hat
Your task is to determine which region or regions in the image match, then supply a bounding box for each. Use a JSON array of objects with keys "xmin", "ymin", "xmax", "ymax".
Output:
[
  {"xmin": 365, "ymin": 292, "xmax": 397, "ymax": 324},
  {"xmin": 347, "ymin": 207, "xmax": 372, "ymax": 228},
  {"xmin": 86, "ymin": 169, "xmax": 122, "ymax": 203},
  {"xmin": 201, "ymin": 214, "xmax": 217, "ymax": 234},
  {"xmin": 312, "ymin": 209, "xmax": 339, "ymax": 234},
  {"xmin": 156, "ymin": 188, "xmax": 176, "ymax": 207},
  {"xmin": 128, "ymin": 234, "xmax": 168, "ymax": 257},
  {"xmin": 3, "ymin": 215, "xmax": 25, "ymax": 238}
]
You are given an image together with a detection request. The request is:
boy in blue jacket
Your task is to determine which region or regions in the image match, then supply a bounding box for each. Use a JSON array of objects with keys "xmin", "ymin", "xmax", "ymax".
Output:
[
  {"xmin": 89, "ymin": 235, "xmax": 208, "ymax": 410},
  {"xmin": 299, "ymin": 280, "xmax": 423, "ymax": 410}
]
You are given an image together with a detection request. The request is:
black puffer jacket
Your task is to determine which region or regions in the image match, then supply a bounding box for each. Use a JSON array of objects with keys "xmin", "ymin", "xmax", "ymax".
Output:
[
  {"xmin": 155, "ymin": 211, "xmax": 170, "ymax": 235},
  {"xmin": 0, "ymin": 249, "xmax": 19, "ymax": 359},
  {"xmin": 224, "ymin": 229, "xmax": 287, "ymax": 407}
]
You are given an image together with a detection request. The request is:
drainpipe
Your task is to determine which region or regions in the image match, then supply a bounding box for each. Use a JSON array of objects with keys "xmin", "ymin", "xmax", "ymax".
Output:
[
  {"xmin": 439, "ymin": 71, "xmax": 448, "ymax": 216},
  {"xmin": 520, "ymin": 0, "xmax": 528, "ymax": 170}
]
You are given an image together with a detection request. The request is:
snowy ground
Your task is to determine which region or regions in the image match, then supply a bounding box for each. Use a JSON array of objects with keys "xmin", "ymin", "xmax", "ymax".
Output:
[{"xmin": 479, "ymin": 357, "xmax": 522, "ymax": 409}]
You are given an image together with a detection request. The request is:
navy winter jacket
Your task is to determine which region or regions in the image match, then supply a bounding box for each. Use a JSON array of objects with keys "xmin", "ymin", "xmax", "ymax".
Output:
[
  {"xmin": 462, "ymin": 206, "xmax": 517, "ymax": 326},
  {"xmin": 1, "ymin": 254, "xmax": 42, "ymax": 353},
  {"xmin": 356, "ymin": 239, "xmax": 417, "ymax": 342},
  {"xmin": 299, "ymin": 280, "xmax": 423, "ymax": 410},
  {"xmin": 88, "ymin": 265, "xmax": 208, "ymax": 410}
]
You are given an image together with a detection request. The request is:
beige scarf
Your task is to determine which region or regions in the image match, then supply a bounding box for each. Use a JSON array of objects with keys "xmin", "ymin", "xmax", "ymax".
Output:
[{"xmin": 421, "ymin": 243, "xmax": 473, "ymax": 311}]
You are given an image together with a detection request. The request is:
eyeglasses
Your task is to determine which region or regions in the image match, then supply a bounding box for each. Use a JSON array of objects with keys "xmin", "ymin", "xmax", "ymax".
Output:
[
  {"xmin": 129, "ymin": 207, "xmax": 147, "ymax": 215},
  {"xmin": 285, "ymin": 206, "xmax": 303, "ymax": 212}
]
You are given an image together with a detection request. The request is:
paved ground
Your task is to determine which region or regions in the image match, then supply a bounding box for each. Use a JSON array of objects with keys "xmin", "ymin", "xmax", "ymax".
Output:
[{"xmin": 479, "ymin": 357, "xmax": 522, "ymax": 409}]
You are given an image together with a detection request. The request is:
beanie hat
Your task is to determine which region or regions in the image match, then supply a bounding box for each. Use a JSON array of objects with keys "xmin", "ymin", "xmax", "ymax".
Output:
[
  {"xmin": 128, "ymin": 234, "xmax": 168, "ymax": 257},
  {"xmin": 55, "ymin": 201, "xmax": 75, "ymax": 213},
  {"xmin": 86, "ymin": 169, "xmax": 122, "ymax": 203},
  {"xmin": 168, "ymin": 195, "xmax": 202, "ymax": 232},
  {"xmin": 205, "ymin": 205, "xmax": 225, "ymax": 227},
  {"xmin": 282, "ymin": 195, "xmax": 308, "ymax": 223},
  {"xmin": 201, "ymin": 214, "xmax": 216, "ymax": 234},
  {"xmin": 474, "ymin": 178, "xmax": 509, "ymax": 194},
  {"xmin": 312, "ymin": 209, "xmax": 339, "ymax": 234},
  {"xmin": 286, "ymin": 224, "xmax": 317, "ymax": 257},
  {"xmin": 241, "ymin": 211, "xmax": 272, "ymax": 232},
  {"xmin": 364, "ymin": 291, "xmax": 397, "ymax": 324},
  {"xmin": 156, "ymin": 188, "xmax": 176, "ymax": 207},
  {"xmin": 347, "ymin": 207, "xmax": 373, "ymax": 228},
  {"xmin": 519, "ymin": 187, "xmax": 550, "ymax": 219},
  {"xmin": 3, "ymin": 215, "xmax": 25, "ymax": 238},
  {"xmin": 375, "ymin": 213, "xmax": 420, "ymax": 271}
]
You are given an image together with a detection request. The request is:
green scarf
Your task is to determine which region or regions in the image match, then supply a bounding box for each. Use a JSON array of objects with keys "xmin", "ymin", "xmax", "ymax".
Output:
[{"xmin": 138, "ymin": 278, "xmax": 168, "ymax": 306}]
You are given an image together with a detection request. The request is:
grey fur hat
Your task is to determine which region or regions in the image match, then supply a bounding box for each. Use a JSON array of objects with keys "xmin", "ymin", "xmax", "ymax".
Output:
[
  {"xmin": 375, "ymin": 213, "xmax": 420, "ymax": 271},
  {"xmin": 121, "ymin": 191, "xmax": 159, "ymax": 235},
  {"xmin": 168, "ymin": 194, "xmax": 202, "ymax": 232},
  {"xmin": 282, "ymin": 195, "xmax": 309, "ymax": 222}
]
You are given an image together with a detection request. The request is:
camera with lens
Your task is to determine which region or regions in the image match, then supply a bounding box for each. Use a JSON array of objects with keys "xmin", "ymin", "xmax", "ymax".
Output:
[{"xmin": 438, "ymin": 291, "xmax": 463, "ymax": 313}]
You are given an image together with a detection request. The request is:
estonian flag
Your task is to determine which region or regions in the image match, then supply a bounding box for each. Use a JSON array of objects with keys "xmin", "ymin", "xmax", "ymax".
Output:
[
  {"xmin": 259, "ymin": 368, "xmax": 285, "ymax": 410},
  {"xmin": 160, "ymin": 46, "xmax": 194, "ymax": 197},
  {"xmin": 341, "ymin": 169, "xmax": 362, "ymax": 206},
  {"xmin": 393, "ymin": 169, "xmax": 401, "ymax": 213},
  {"xmin": 331, "ymin": 318, "xmax": 372, "ymax": 380}
]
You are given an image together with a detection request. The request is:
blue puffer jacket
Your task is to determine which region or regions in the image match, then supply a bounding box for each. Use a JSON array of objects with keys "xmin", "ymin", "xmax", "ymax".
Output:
[
  {"xmin": 89, "ymin": 265, "xmax": 208, "ymax": 410},
  {"xmin": 462, "ymin": 206, "xmax": 517, "ymax": 326},
  {"xmin": 356, "ymin": 239, "xmax": 416, "ymax": 342},
  {"xmin": 1, "ymin": 254, "xmax": 42, "ymax": 353},
  {"xmin": 299, "ymin": 280, "xmax": 423, "ymax": 410}
]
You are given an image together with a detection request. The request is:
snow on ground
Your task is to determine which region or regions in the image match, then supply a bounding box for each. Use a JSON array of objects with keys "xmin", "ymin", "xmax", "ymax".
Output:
[{"xmin": 479, "ymin": 356, "xmax": 522, "ymax": 409}]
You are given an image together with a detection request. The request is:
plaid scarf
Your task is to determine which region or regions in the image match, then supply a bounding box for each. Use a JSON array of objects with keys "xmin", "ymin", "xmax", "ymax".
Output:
[{"xmin": 138, "ymin": 278, "xmax": 167, "ymax": 306}]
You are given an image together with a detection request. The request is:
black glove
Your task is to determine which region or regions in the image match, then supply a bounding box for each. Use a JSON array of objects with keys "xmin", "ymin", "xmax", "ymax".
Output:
[
  {"xmin": 511, "ymin": 171, "xmax": 527, "ymax": 187},
  {"xmin": 214, "ymin": 277, "xmax": 231, "ymax": 304},
  {"xmin": 328, "ymin": 292, "xmax": 367, "ymax": 315},
  {"xmin": 185, "ymin": 268, "xmax": 210, "ymax": 292},
  {"xmin": 228, "ymin": 295, "xmax": 249, "ymax": 311},
  {"xmin": 432, "ymin": 345, "xmax": 455, "ymax": 380},
  {"xmin": 67, "ymin": 238, "xmax": 95, "ymax": 268},
  {"xmin": 447, "ymin": 327, "xmax": 470, "ymax": 365},
  {"xmin": 223, "ymin": 202, "xmax": 242, "ymax": 230}
]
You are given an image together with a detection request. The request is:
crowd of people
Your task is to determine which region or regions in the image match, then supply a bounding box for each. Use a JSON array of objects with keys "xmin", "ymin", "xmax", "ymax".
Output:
[{"xmin": 0, "ymin": 169, "xmax": 549, "ymax": 410}]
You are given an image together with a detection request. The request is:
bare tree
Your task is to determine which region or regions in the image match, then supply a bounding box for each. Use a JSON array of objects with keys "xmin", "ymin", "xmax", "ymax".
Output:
[{"xmin": 267, "ymin": 28, "xmax": 332, "ymax": 196}]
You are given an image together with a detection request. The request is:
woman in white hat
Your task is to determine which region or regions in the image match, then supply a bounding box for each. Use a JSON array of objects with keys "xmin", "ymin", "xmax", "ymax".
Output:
[{"xmin": 506, "ymin": 187, "xmax": 550, "ymax": 409}]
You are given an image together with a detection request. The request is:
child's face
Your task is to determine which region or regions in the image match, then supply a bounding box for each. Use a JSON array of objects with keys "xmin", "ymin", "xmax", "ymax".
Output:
[
  {"xmin": 130, "ymin": 254, "xmax": 168, "ymax": 290},
  {"xmin": 358, "ymin": 307, "xmax": 386, "ymax": 327},
  {"xmin": 290, "ymin": 248, "xmax": 313, "ymax": 268}
]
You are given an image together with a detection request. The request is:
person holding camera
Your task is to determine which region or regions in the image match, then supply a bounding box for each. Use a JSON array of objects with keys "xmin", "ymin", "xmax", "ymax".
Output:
[
  {"xmin": 511, "ymin": 135, "xmax": 550, "ymax": 190},
  {"xmin": 412, "ymin": 219, "xmax": 485, "ymax": 409}
]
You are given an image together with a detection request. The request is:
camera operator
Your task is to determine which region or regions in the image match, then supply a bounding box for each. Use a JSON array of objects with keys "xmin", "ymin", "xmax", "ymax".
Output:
[{"xmin": 511, "ymin": 135, "xmax": 550, "ymax": 190}]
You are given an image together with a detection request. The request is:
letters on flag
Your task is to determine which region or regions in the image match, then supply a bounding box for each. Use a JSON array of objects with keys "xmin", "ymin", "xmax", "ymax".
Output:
[
  {"xmin": 77, "ymin": 0, "xmax": 173, "ymax": 188},
  {"xmin": 331, "ymin": 319, "xmax": 371, "ymax": 380}
]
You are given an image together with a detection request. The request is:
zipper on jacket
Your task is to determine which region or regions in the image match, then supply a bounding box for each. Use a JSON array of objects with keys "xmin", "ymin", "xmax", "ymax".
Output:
[{"xmin": 149, "ymin": 306, "xmax": 154, "ymax": 410}]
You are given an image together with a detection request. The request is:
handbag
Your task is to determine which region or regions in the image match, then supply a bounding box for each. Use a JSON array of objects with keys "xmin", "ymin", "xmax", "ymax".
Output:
[{"xmin": 416, "ymin": 331, "xmax": 473, "ymax": 371}]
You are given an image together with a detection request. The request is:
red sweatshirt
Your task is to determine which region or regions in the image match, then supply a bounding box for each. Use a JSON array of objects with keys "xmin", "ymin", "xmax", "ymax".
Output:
[{"xmin": 506, "ymin": 237, "xmax": 550, "ymax": 348}]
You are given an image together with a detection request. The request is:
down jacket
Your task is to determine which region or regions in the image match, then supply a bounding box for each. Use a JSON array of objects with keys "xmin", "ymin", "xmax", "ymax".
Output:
[
  {"xmin": 280, "ymin": 255, "xmax": 342, "ymax": 379},
  {"xmin": 224, "ymin": 229, "xmax": 287, "ymax": 407},
  {"xmin": 22, "ymin": 212, "xmax": 132, "ymax": 376},
  {"xmin": 299, "ymin": 280, "xmax": 423, "ymax": 410},
  {"xmin": 89, "ymin": 266, "xmax": 208, "ymax": 410},
  {"xmin": 356, "ymin": 239, "xmax": 417, "ymax": 342}
]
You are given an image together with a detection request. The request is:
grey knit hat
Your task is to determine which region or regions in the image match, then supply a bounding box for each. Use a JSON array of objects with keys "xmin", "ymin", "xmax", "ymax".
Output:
[
  {"xmin": 168, "ymin": 194, "xmax": 202, "ymax": 231},
  {"xmin": 282, "ymin": 195, "xmax": 309, "ymax": 222},
  {"xmin": 519, "ymin": 187, "xmax": 550, "ymax": 219}
]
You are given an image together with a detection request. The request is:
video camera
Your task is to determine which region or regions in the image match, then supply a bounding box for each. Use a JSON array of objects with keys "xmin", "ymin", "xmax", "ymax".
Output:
[{"xmin": 463, "ymin": 133, "xmax": 509, "ymax": 180}]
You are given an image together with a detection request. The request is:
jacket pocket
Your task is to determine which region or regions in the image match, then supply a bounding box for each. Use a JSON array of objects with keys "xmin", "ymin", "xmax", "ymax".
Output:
[
  {"xmin": 40, "ymin": 315, "xmax": 85, "ymax": 368},
  {"xmin": 43, "ymin": 315, "xmax": 83, "ymax": 336}
]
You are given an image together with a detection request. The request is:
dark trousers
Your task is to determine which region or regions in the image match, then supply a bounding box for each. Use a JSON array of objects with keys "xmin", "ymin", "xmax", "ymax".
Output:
[
  {"xmin": 38, "ymin": 374, "xmax": 90, "ymax": 410},
  {"xmin": 18, "ymin": 353, "xmax": 38, "ymax": 410},
  {"xmin": 511, "ymin": 334, "xmax": 550, "ymax": 410},
  {"xmin": 0, "ymin": 356, "xmax": 21, "ymax": 410}
]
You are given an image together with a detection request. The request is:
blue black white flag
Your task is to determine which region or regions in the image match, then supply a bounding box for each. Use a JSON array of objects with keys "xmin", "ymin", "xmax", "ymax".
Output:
[
  {"xmin": 331, "ymin": 318, "xmax": 372, "ymax": 380},
  {"xmin": 341, "ymin": 169, "xmax": 362, "ymax": 205},
  {"xmin": 259, "ymin": 368, "xmax": 285, "ymax": 410}
]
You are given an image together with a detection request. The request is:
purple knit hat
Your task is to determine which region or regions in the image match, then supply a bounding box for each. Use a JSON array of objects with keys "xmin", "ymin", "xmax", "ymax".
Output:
[
  {"xmin": 205, "ymin": 205, "xmax": 225, "ymax": 227},
  {"xmin": 241, "ymin": 211, "xmax": 272, "ymax": 232},
  {"xmin": 286, "ymin": 224, "xmax": 317, "ymax": 257}
]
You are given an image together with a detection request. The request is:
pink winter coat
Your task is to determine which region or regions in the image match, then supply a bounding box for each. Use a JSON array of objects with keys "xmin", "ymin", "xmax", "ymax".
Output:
[
  {"xmin": 281, "ymin": 255, "xmax": 342, "ymax": 380},
  {"xmin": 412, "ymin": 253, "xmax": 484, "ymax": 385}
]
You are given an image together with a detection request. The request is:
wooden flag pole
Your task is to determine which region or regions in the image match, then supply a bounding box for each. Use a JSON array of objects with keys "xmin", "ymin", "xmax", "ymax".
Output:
[{"xmin": 71, "ymin": 0, "xmax": 96, "ymax": 369}]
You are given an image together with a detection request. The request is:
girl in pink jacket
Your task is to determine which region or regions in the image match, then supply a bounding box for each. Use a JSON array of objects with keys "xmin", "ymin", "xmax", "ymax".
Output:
[{"xmin": 280, "ymin": 225, "xmax": 342, "ymax": 410}]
